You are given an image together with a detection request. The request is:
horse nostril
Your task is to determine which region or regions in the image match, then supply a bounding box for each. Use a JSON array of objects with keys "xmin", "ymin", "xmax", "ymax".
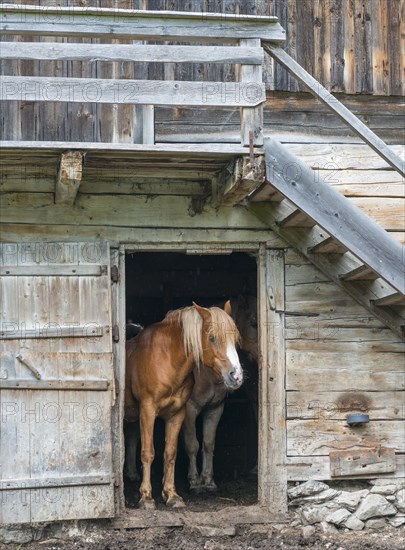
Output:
[{"xmin": 230, "ymin": 368, "xmax": 238, "ymax": 381}]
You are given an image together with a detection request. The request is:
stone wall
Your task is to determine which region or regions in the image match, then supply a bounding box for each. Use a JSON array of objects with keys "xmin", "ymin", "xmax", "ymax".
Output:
[{"xmin": 288, "ymin": 479, "xmax": 405, "ymax": 534}]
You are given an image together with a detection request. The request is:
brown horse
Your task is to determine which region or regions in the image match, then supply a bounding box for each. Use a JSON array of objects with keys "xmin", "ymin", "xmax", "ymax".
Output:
[
  {"xmin": 125, "ymin": 303, "xmax": 241, "ymax": 509},
  {"xmin": 183, "ymin": 295, "xmax": 258, "ymax": 493}
]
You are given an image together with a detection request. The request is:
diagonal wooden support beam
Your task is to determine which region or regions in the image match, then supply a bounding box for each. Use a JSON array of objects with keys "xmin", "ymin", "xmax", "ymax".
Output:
[
  {"xmin": 55, "ymin": 151, "xmax": 84, "ymax": 206},
  {"xmin": 213, "ymin": 156, "xmax": 265, "ymax": 207},
  {"xmin": 264, "ymin": 44, "xmax": 405, "ymax": 178}
]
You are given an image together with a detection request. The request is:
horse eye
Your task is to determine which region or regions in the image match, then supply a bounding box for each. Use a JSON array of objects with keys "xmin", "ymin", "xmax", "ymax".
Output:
[{"xmin": 209, "ymin": 334, "xmax": 216, "ymax": 343}]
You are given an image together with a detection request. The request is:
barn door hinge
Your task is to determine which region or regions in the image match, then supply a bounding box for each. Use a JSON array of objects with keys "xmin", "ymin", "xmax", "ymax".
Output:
[
  {"xmin": 112, "ymin": 324, "xmax": 119, "ymax": 343},
  {"xmin": 111, "ymin": 265, "xmax": 120, "ymax": 283}
]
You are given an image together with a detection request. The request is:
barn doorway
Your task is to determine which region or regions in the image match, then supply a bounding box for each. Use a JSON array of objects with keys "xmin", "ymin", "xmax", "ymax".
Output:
[{"xmin": 123, "ymin": 250, "xmax": 258, "ymax": 510}]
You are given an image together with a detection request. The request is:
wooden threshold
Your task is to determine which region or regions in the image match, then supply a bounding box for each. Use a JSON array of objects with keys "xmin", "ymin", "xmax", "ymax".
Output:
[{"xmin": 111, "ymin": 505, "xmax": 286, "ymax": 529}]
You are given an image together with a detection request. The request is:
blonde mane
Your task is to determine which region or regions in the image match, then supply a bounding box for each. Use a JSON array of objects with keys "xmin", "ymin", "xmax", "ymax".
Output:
[{"xmin": 164, "ymin": 306, "xmax": 240, "ymax": 365}]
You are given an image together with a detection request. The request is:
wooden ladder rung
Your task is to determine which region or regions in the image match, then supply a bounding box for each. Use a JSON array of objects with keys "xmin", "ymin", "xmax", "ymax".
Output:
[
  {"xmin": 308, "ymin": 237, "xmax": 348, "ymax": 254},
  {"xmin": 372, "ymin": 292, "xmax": 405, "ymax": 307},
  {"xmin": 277, "ymin": 209, "xmax": 316, "ymax": 228},
  {"xmin": 340, "ymin": 265, "xmax": 379, "ymax": 282}
]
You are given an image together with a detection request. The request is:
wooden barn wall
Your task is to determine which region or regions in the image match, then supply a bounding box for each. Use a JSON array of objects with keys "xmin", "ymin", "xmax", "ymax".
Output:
[
  {"xmin": 284, "ymin": 248, "xmax": 405, "ymax": 480},
  {"xmin": 1, "ymin": 0, "xmax": 404, "ymax": 142}
]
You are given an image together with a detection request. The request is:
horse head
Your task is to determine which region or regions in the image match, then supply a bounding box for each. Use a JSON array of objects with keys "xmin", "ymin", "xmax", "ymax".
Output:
[
  {"xmin": 226, "ymin": 295, "xmax": 258, "ymax": 363},
  {"xmin": 192, "ymin": 302, "xmax": 243, "ymax": 391}
]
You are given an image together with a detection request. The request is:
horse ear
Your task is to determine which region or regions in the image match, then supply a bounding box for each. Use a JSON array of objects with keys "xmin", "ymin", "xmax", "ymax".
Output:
[
  {"xmin": 224, "ymin": 299, "xmax": 232, "ymax": 316},
  {"xmin": 192, "ymin": 301, "xmax": 211, "ymax": 322}
]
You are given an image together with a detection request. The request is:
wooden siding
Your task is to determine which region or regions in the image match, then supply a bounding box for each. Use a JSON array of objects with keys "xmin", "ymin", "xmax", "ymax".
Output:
[{"xmin": 284, "ymin": 249, "xmax": 405, "ymax": 480}]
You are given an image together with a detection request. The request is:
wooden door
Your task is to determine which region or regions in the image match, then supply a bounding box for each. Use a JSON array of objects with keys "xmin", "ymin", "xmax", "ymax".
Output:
[{"xmin": 0, "ymin": 242, "xmax": 115, "ymax": 524}]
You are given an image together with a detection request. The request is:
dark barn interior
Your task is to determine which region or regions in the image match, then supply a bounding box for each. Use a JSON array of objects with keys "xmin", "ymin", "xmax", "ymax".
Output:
[{"xmin": 124, "ymin": 251, "xmax": 258, "ymax": 508}]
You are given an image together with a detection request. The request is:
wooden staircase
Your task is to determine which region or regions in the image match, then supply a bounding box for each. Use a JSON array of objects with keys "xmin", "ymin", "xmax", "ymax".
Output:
[{"xmin": 246, "ymin": 137, "xmax": 405, "ymax": 340}]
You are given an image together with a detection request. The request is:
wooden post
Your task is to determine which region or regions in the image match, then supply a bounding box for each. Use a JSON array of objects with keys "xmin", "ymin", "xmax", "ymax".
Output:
[
  {"xmin": 55, "ymin": 151, "xmax": 84, "ymax": 206},
  {"xmin": 258, "ymin": 245, "xmax": 288, "ymax": 516},
  {"xmin": 240, "ymin": 39, "xmax": 264, "ymax": 147}
]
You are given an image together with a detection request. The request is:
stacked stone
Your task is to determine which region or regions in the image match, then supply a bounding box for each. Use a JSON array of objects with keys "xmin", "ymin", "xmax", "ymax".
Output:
[{"xmin": 288, "ymin": 479, "xmax": 405, "ymax": 532}]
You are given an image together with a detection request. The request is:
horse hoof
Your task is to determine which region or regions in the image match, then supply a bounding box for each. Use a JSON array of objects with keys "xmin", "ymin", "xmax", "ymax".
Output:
[
  {"xmin": 166, "ymin": 495, "xmax": 186, "ymax": 509},
  {"xmin": 138, "ymin": 498, "xmax": 156, "ymax": 510},
  {"xmin": 189, "ymin": 485, "xmax": 204, "ymax": 495},
  {"xmin": 203, "ymin": 485, "xmax": 218, "ymax": 494}
]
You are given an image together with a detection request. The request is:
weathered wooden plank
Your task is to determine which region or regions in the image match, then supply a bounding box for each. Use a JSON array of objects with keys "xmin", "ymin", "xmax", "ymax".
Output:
[
  {"xmin": 0, "ymin": 192, "xmax": 269, "ymax": 230},
  {"xmin": 0, "ymin": 224, "xmax": 285, "ymax": 248},
  {"xmin": 287, "ymin": 351, "xmax": 404, "ymax": 392},
  {"xmin": 0, "ymin": 141, "xmax": 260, "ymax": 156},
  {"xmin": 55, "ymin": 151, "xmax": 84, "ymax": 206},
  {"xmin": 330, "ymin": 448, "xmax": 396, "ymax": 477},
  {"xmin": 0, "ymin": 474, "xmax": 111, "ymax": 491},
  {"xmin": 215, "ymin": 156, "xmax": 265, "ymax": 206},
  {"xmin": 0, "ymin": 325, "xmax": 104, "ymax": 340},
  {"xmin": 0, "ymin": 379, "xmax": 109, "ymax": 390},
  {"xmin": 264, "ymin": 45, "xmax": 405, "ymax": 176},
  {"xmin": 0, "ymin": 5, "xmax": 285, "ymax": 43},
  {"xmin": 0, "ymin": 75, "xmax": 266, "ymax": 107},
  {"xmin": 260, "ymin": 136, "xmax": 405, "ymax": 294},
  {"xmin": 286, "ymin": 453, "xmax": 405, "ymax": 481},
  {"xmin": 0, "ymin": 265, "xmax": 106, "ymax": 276},
  {"xmin": 286, "ymin": 390, "xmax": 404, "ymax": 421},
  {"xmin": 258, "ymin": 246, "xmax": 287, "ymax": 513},
  {"xmin": 373, "ymin": 292, "xmax": 405, "ymax": 307},
  {"xmin": 240, "ymin": 38, "xmax": 264, "ymax": 146},
  {"xmin": 0, "ymin": 41, "xmax": 264, "ymax": 64},
  {"xmin": 287, "ymin": 420, "xmax": 405, "ymax": 456}
]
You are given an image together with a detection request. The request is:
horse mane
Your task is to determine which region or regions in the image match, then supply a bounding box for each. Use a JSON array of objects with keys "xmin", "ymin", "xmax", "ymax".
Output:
[{"xmin": 164, "ymin": 306, "xmax": 240, "ymax": 365}]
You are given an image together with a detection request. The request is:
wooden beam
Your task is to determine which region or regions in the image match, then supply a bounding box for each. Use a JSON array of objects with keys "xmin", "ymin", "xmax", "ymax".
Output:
[
  {"xmin": 260, "ymin": 136, "xmax": 405, "ymax": 294},
  {"xmin": 0, "ymin": 141, "xmax": 263, "ymax": 157},
  {"xmin": 372, "ymin": 293, "xmax": 405, "ymax": 307},
  {"xmin": 0, "ymin": 5, "xmax": 286, "ymax": 43},
  {"xmin": 0, "ymin": 380, "xmax": 109, "ymax": 391},
  {"xmin": 0, "ymin": 42, "xmax": 264, "ymax": 64},
  {"xmin": 308, "ymin": 237, "xmax": 348, "ymax": 254},
  {"xmin": 214, "ymin": 156, "xmax": 265, "ymax": 206},
  {"xmin": 55, "ymin": 151, "xmax": 84, "ymax": 206},
  {"xmin": 264, "ymin": 45, "xmax": 405, "ymax": 177},
  {"xmin": 0, "ymin": 75, "xmax": 266, "ymax": 108},
  {"xmin": 248, "ymin": 202, "xmax": 405, "ymax": 339},
  {"xmin": 240, "ymin": 39, "xmax": 264, "ymax": 146},
  {"xmin": 340, "ymin": 265, "xmax": 379, "ymax": 282}
]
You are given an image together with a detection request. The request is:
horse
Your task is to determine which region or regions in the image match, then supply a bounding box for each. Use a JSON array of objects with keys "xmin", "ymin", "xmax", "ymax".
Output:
[
  {"xmin": 182, "ymin": 295, "xmax": 258, "ymax": 493},
  {"xmin": 125, "ymin": 302, "xmax": 242, "ymax": 509}
]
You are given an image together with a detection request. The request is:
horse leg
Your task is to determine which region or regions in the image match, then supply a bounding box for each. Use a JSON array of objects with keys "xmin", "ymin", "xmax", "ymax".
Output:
[
  {"xmin": 201, "ymin": 402, "xmax": 224, "ymax": 493},
  {"xmin": 138, "ymin": 402, "xmax": 156, "ymax": 509},
  {"xmin": 183, "ymin": 400, "xmax": 203, "ymax": 493},
  {"xmin": 162, "ymin": 407, "xmax": 187, "ymax": 508},
  {"xmin": 124, "ymin": 421, "xmax": 140, "ymax": 481}
]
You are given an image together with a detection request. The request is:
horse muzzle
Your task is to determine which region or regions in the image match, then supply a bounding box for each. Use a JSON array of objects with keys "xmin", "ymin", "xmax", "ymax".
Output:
[{"xmin": 223, "ymin": 366, "xmax": 243, "ymax": 391}]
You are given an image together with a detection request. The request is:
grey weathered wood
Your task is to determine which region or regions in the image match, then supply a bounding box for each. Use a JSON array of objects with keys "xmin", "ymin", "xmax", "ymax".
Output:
[
  {"xmin": 0, "ymin": 325, "xmax": 104, "ymax": 339},
  {"xmin": 0, "ymin": 140, "xmax": 262, "ymax": 156},
  {"xmin": 55, "ymin": 151, "xmax": 84, "ymax": 206},
  {"xmin": 340, "ymin": 265, "xmax": 379, "ymax": 282},
  {"xmin": 0, "ymin": 75, "xmax": 266, "ymax": 107},
  {"xmin": 240, "ymin": 39, "xmax": 264, "ymax": 146},
  {"xmin": 372, "ymin": 293, "xmax": 405, "ymax": 307},
  {"xmin": 259, "ymin": 136, "xmax": 405, "ymax": 294},
  {"xmin": 286, "ymin": 454, "xmax": 405, "ymax": 481},
  {"xmin": 277, "ymin": 209, "xmax": 315, "ymax": 228},
  {"xmin": 0, "ymin": 5, "xmax": 285, "ymax": 43},
  {"xmin": 0, "ymin": 41, "xmax": 264, "ymax": 65},
  {"xmin": 214, "ymin": 156, "xmax": 265, "ymax": 206},
  {"xmin": 0, "ymin": 379, "xmax": 109, "ymax": 390},
  {"xmin": 308, "ymin": 237, "xmax": 348, "ymax": 254},
  {"xmin": 248, "ymin": 202, "xmax": 405, "ymax": 339},
  {"xmin": 264, "ymin": 45, "xmax": 405, "ymax": 177},
  {"xmin": 0, "ymin": 474, "xmax": 111, "ymax": 490},
  {"xmin": 258, "ymin": 246, "xmax": 288, "ymax": 515},
  {"xmin": 0, "ymin": 241, "xmax": 115, "ymax": 524},
  {"xmin": 0, "ymin": 265, "xmax": 106, "ymax": 277},
  {"xmin": 330, "ymin": 448, "xmax": 396, "ymax": 477}
]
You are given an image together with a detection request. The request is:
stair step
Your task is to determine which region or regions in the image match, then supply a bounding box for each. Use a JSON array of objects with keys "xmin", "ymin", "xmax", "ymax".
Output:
[
  {"xmin": 277, "ymin": 209, "xmax": 316, "ymax": 228},
  {"xmin": 372, "ymin": 292, "xmax": 405, "ymax": 307},
  {"xmin": 250, "ymin": 183, "xmax": 285, "ymax": 202},
  {"xmin": 308, "ymin": 237, "xmax": 348, "ymax": 254},
  {"xmin": 340, "ymin": 265, "xmax": 379, "ymax": 282}
]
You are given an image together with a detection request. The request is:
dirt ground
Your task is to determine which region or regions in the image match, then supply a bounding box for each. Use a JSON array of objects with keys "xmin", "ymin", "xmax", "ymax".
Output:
[
  {"xmin": 1, "ymin": 481, "xmax": 403, "ymax": 550},
  {"xmin": 1, "ymin": 524, "xmax": 403, "ymax": 550}
]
